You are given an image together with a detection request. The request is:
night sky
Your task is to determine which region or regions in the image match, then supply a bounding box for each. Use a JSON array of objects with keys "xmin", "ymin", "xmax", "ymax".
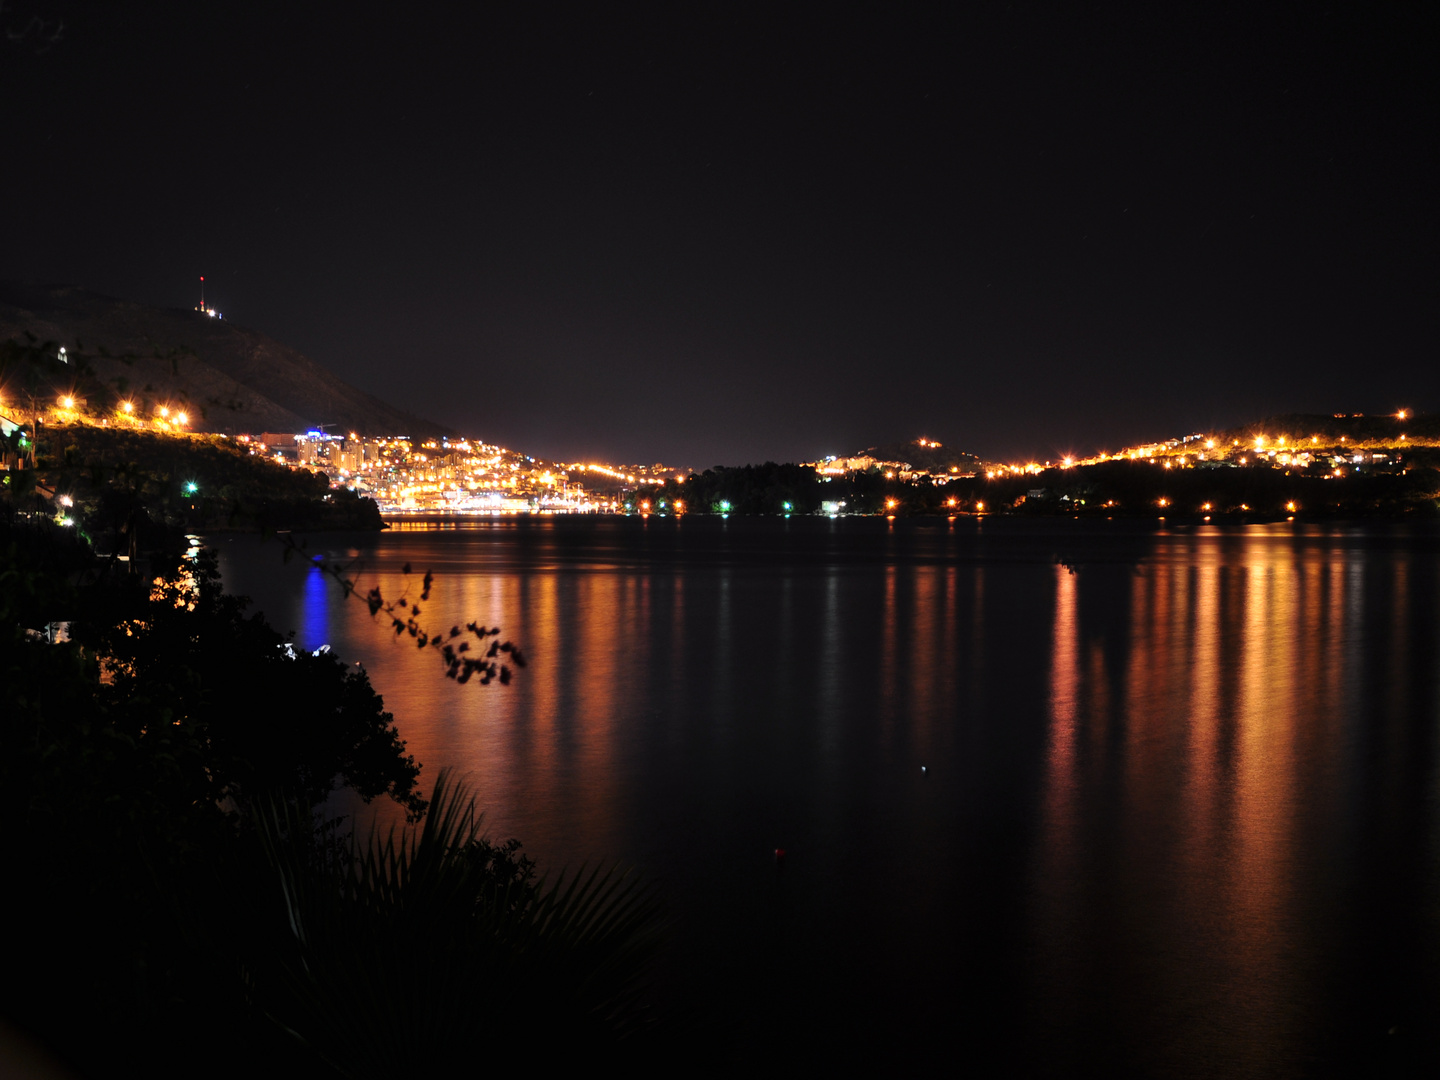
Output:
[{"xmin": 4, "ymin": 2, "xmax": 1436, "ymax": 467}]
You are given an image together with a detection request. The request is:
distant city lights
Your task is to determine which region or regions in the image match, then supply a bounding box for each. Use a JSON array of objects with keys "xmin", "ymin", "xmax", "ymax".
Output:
[{"xmin": 23, "ymin": 383, "xmax": 1431, "ymax": 521}]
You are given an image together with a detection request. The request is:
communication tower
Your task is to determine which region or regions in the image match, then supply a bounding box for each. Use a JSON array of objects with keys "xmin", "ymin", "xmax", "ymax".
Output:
[{"xmin": 195, "ymin": 276, "xmax": 223, "ymax": 319}]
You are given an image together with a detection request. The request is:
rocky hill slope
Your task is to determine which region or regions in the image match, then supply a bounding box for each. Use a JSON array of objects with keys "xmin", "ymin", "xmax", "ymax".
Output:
[{"xmin": 0, "ymin": 283, "xmax": 451, "ymax": 438}]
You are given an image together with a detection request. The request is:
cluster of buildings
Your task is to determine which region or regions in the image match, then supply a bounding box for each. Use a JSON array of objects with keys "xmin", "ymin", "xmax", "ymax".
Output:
[
  {"xmin": 979, "ymin": 412, "xmax": 1427, "ymax": 480},
  {"xmin": 242, "ymin": 430, "xmax": 687, "ymax": 515},
  {"xmin": 1052, "ymin": 429, "xmax": 1415, "ymax": 478},
  {"xmin": 807, "ymin": 439, "xmax": 981, "ymax": 485}
]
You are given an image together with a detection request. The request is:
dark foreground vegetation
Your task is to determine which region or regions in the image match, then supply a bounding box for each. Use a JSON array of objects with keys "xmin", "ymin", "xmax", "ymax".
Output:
[
  {"xmin": 0, "ymin": 513, "xmax": 661, "ymax": 1077},
  {"xmin": 6, "ymin": 421, "xmax": 383, "ymax": 539}
]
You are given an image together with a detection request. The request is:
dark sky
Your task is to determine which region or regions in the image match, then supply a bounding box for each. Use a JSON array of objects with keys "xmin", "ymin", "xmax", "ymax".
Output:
[{"xmin": 3, "ymin": 2, "xmax": 1436, "ymax": 467}]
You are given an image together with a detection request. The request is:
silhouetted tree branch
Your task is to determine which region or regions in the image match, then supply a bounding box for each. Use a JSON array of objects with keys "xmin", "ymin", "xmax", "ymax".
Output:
[{"xmin": 275, "ymin": 532, "xmax": 527, "ymax": 686}]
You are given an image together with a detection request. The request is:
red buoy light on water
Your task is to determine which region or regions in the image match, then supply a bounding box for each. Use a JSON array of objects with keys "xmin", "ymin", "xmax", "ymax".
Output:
[{"xmin": 774, "ymin": 848, "xmax": 787, "ymax": 864}]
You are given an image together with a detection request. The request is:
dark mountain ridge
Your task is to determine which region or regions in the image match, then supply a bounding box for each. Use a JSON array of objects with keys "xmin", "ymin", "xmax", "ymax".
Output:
[{"xmin": 0, "ymin": 283, "xmax": 452, "ymax": 439}]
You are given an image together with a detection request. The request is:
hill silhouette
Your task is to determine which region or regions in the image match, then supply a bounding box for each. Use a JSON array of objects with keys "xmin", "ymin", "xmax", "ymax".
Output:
[{"xmin": 0, "ymin": 283, "xmax": 452, "ymax": 438}]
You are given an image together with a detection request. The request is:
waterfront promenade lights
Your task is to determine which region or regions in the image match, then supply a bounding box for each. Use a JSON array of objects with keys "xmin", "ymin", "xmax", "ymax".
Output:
[{"xmin": 175, "ymin": 412, "xmax": 188, "ymax": 426}]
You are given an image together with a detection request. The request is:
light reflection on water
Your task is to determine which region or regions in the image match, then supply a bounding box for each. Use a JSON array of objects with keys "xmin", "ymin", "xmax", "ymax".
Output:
[{"xmin": 214, "ymin": 518, "xmax": 1440, "ymax": 1073}]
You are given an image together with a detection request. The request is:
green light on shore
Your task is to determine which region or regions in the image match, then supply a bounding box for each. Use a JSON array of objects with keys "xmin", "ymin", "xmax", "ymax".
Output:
[{"xmin": 184, "ymin": 481, "xmax": 198, "ymax": 495}]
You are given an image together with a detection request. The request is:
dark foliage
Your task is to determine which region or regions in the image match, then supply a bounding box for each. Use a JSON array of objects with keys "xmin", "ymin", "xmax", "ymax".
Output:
[
  {"xmin": 29, "ymin": 422, "xmax": 385, "ymax": 538},
  {"xmin": 0, "ymin": 522, "xmax": 425, "ymax": 1075},
  {"xmin": 244, "ymin": 774, "xmax": 663, "ymax": 1075},
  {"xmin": 0, "ymin": 509, "xmax": 655, "ymax": 1077}
]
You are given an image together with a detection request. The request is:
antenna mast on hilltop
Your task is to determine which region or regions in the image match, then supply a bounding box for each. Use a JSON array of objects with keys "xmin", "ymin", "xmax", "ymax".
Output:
[{"xmin": 195, "ymin": 276, "xmax": 222, "ymax": 319}]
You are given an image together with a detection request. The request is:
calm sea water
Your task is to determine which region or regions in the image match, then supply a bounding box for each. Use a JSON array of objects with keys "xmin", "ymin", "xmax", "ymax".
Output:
[{"xmin": 214, "ymin": 517, "xmax": 1440, "ymax": 1074}]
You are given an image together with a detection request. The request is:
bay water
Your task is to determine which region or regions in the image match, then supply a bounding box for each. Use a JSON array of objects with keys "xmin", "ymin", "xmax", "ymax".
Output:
[{"xmin": 214, "ymin": 516, "xmax": 1440, "ymax": 1074}]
